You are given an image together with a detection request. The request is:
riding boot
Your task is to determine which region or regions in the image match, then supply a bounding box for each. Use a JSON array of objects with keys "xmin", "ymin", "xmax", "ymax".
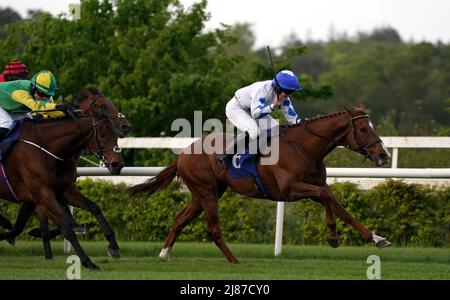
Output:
[
  {"xmin": 217, "ymin": 132, "xmax": 249, "ymax": 164},
  {"xmin": 0, "ymin": 128, "xmax": 9, "ymax": 142}
]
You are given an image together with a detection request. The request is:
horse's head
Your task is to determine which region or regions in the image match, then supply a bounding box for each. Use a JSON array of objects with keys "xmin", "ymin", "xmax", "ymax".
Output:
[
  {"xmin": 73, "ymin": 88, "xmax": 132, "ymax": 138},
  {"xmin": 342, "ymin": 106, "xmax": 391, "ymax": 167},
  {"xmin": 72, "ymin": 89, "xmax": 126, "ymax": 175}
]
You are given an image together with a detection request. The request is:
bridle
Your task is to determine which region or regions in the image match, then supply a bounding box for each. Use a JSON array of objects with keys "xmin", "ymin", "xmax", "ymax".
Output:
[
  {"xmin": 110, "ymin": 112, "xmax": 127, "ymax": 125},
  {"xmin": 283, "ymin": 114, "xmax": 383, "ymax": 164},
  {"xmin": 347, "ymin": 115, "xmax": 383, "ymax": 162},
  {"xmin": 17, "ymin": 94, "xmax": 123, "ymax": 166},
  {"xmin": 84, "ymin": 94, "xmax": 128, "ymax": 136},
  {"xmin": 84, "ymin": 95, "xmax": 122, "ymax": 166}
]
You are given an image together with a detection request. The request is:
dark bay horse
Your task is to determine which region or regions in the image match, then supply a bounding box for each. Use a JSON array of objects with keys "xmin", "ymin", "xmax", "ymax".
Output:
[
  {"xmin": 127, "ymin": 106, "xmax": 392, "ymax": 263},
  {"xmin": 0, "ymin": 101, "xmax": 124, "ymax": 269},
  {"xmin": 0, "ymin": 88, "xmax": 131, "ymax": 262}
]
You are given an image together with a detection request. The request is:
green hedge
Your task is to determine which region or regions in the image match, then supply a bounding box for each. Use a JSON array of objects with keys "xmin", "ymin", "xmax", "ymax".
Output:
[
  {"xmin": 1, "ymin": 179, "xmax": 448, "ymax": 247},
  {"xmin": 75, "ymin": 179, "xmax": 449, "ymax": 246}
]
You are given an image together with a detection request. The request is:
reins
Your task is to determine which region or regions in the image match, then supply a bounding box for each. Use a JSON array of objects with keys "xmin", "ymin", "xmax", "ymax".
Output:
[
  {"xmin": 18, "ymin": 102, "xmax": 120, "ymax": 163},
  {"xmin": 282, "ymin": 114, "xmax": 383, "ymax": 165}
]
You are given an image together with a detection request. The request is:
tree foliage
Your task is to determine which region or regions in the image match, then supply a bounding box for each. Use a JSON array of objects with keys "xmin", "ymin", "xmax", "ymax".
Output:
[
  {"xmin": 0, "ymin": 4, "xmax": 447, "ymax": 138},
  {"xmin": 283, "ymin": 29, "xmax": 450, "ymax": 135},
  {"xmin": 0, "ymin": 1, "xmax": 330, "ymax": 139}
]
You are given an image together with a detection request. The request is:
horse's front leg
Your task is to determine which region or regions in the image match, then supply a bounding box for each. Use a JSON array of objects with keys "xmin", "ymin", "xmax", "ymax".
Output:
[
  {"xmin": 63, "ymin": 184, "xmax": 120, "ymax": 258},
  {"xmin": 34, "ymin": 196, "xmax": 100, "ymax": 270},
  {"xmin": 321, "ymin": 185, "xmax": 391, "ymax": 248},
  {"xmin": 286, "ymin": 182, "xmax": 391, "ymax": 248},
  {"xmin": 286, "ymin": 182, "xmax": 340, "ymax": 247},
  {"xmin": 323, "ymin": 199, "xmax": 339, "ymax": 248}
]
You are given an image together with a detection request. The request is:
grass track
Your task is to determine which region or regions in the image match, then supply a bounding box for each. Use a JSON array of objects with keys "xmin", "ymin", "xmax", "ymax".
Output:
[{"xmin": 0, "ymin": 241, "xmax": 449, "ymax": 280}]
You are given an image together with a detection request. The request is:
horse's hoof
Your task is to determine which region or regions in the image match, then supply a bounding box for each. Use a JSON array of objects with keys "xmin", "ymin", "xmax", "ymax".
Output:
[
  {"xmin": 28, "ymin": 228, "xmax": 41, "ymax": 238},
  {"xmin": 159, "ymin": 255, "xmax": 171, "ymax": 262},
  {"xmin": 159, "ymin": 247, "xmax": 171, "ymax": 261},
  {"xmin": 45, "ymin": 255, "xmax": 53, "ymax": 260},
  {"xmin": 107, "ymin": 247, "xmax": 121, "ymax": 259},
  {"xmin": 83, "ymin": 260, "xmax": 101, "ymax": 271},
  {"xmin": 73, "ymin": 226, "xmax": 86, "ymax": 235},
  {"xmin": 6, "ymin": 237, "xmax": 15, "ymax": 245},
  {"xmin": 326, "ymin": 237, "xmax": 340, "ymax": 248},
  {"xmin": 375, "ymin": 238, "xmax": 392, "ymax": 248}
]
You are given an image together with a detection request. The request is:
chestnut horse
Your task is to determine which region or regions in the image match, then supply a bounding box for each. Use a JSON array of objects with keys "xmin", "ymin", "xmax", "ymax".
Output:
[
  {"xmin": 0, "ymin": 101, "xmax": 124, "ymax": 269},
  {"xmin": 127, "ymin": 106, "xmax": 392, "ymax": 263},
  {"xmin": 0, "ymin": 88, "xmax": 131, "ymax": 262}
]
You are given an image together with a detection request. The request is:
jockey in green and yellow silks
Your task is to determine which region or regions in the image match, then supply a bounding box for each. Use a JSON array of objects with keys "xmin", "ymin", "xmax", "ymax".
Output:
[{"xmin": 0, "ymin": 70, "xmax": 65, "ymax": 139}]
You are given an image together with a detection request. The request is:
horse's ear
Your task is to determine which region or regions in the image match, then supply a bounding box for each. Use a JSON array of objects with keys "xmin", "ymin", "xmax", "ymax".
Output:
[
  {"xmin": 343, "ymin": 105, "xmax": 352, "ymax": 115},
  {"xmin": 72, "ymin": 95, "xmax": 79, "ymax": 106},
  {"xmin": 359, "ymin": 103, "xmax": 366, "ymax": 111}
]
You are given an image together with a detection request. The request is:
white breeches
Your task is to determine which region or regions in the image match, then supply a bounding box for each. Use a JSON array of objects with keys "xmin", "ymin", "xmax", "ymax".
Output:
[
  {"xmin": 0, "ymin": 107, "xmax": 14, "ymax": 129},
  {"xmin": 0, "ymin": 107, "xmax": 32, "ymax": 129},
  {"xmin": 225, "ymin": 97, "xmax": 278, "ymax": 140}
]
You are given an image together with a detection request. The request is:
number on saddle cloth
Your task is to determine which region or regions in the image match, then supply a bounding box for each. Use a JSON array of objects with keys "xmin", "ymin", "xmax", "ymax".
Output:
[{"xmin": 224, "ymin": 151, "xmax": 269, "ymax": 198}]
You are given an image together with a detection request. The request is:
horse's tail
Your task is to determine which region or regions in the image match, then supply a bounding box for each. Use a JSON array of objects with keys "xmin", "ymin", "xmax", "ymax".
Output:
[{"xmin": 126, "ymin": 157, "xmax": 178, "ymax": 197}]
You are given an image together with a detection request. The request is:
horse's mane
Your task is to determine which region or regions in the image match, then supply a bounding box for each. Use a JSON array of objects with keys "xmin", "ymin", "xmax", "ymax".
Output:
[
  {"xmin": 73, "ymin": 87, "xmax": 102, "ymax": 104},
  {"xmin": 282, "ymin": 107, "xmax": 367, "ymax": 128},
  {"xmin": 282, "ymin": 110, "xmax": 348, "ymax": 129}
]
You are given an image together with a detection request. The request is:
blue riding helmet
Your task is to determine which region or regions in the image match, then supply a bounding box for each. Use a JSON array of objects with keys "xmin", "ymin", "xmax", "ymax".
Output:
[{"xmin": 272, "ymin": 70, "xmax": 302, "ymax": 94}]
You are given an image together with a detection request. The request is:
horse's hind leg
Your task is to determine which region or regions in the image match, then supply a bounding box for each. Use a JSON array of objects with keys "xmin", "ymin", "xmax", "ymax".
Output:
[
  {"xmin": 0, "ymin": 202, "xmax": 35, "ymax": 242},
  {"xmin": 29, "ymin": 205, "xmax": 82, "ymax": 239},
  {"xmin": 201, "ymin": 195, "xmax": 239, "ymax": 264},
  {"xmin": 159, "ymin": 199, "xmax": 203, "ymax": 261},
  {"xmin": 0, "ymin": 213, "xmax": 15, "ymax": 245},
  {"xmin": 186, "ymin": 182, "xmax": 238, "ymax": 263},
  {"xmin": 63, "ymin": 184, "xmax": 120, "ymax": 258},
  {"xmin": 0, "ymin": 214, "xmax": 12, "ymax": 230},
  {"xmin": 36, "ymin": 198, "xmax": 100, "ymax": 270},
  {"xmin": 36, "ymin": 209, "xmax": 53, "ymax": 259}
]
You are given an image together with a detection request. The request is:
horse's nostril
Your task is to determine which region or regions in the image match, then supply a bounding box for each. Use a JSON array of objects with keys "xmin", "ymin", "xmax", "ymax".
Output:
[
  {"xmin": 121, "ymin": 126, "xmax": 130, "ymax": 136},
  {"xmin": 379, "ymin": 152, "xmax": 389, "ymax": 160}
]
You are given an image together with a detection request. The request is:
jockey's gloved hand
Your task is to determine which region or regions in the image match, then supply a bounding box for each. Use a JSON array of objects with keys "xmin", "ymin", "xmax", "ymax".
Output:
[
  {"xmin": 32, "ymin": 114, "xmax": 44, "ymax": 121},
  {"xmin": 55, "ymin": 103, "xmax": 67, "ymax": 112}
]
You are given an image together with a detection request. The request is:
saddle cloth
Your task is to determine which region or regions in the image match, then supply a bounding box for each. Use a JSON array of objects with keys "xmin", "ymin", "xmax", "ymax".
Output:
[
  {"xmin": 0, "ymin": 119, "xmax": 25, "ymax": 200},
  {"xmin": 223, "ymin": 149, "xmax": 269, "ymax": 198}
]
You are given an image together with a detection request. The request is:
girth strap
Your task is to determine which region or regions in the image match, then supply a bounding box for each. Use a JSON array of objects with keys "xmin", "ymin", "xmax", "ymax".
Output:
[{"xmin": 17, "ymin": 139, "xmax": 64, "ymax": 161}]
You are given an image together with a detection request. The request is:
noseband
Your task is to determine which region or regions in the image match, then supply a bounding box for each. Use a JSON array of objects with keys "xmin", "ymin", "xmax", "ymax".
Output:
[
  {"xmin": 85, "ymin": 96, "xmax": 122, "ymax": 166},
  {"xmin": 86, "ymin": 94, "xmax": 128, "ymax": 136},
  {"xmin": 347, "ymin": 115, "xmax": 383, "ymax": 162}
]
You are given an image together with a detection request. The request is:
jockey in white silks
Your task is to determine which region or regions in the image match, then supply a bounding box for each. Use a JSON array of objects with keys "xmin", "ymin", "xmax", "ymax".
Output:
[{"xmin": 217, "ymin": 70, "xmax": 303, "ymax": 164}]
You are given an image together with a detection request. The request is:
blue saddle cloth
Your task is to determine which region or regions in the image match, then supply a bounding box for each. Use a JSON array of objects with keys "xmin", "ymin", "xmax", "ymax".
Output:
[
  {"xmin": 224, "ymin": 151, "xmax": 257, "ymax": 179},
  {"xmin": 0, "ymin": 119, "xmax": 24, "ymax": 161},
  {"xmin": 0, "ymin": 119, "xmax": 24, "ymax": 200},
  {"xmin": 224, "ymin": 150, "xmax": 269, "ymax": 197}
]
